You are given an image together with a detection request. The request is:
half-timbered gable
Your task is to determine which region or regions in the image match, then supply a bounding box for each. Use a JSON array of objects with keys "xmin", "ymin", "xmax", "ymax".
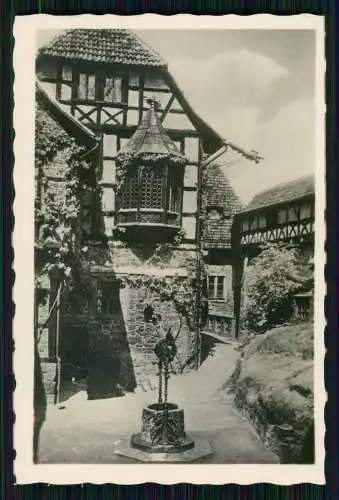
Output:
[
  {"xmin": 235, "ymin": 175, "xmax": 315, "ymax": 253},
  {"xmin": 231, "ymin": 175, "xmax": 315, "ymax": 336},
  {"xmin": 36, "ymin": 29, "xmax": 228, "ymax": 247}
]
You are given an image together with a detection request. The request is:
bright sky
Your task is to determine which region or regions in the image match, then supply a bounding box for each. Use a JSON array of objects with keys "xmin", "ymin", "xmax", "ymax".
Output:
[{"xmin": 36, "ymin": 29, "xmax": 317, "ymax": 203}]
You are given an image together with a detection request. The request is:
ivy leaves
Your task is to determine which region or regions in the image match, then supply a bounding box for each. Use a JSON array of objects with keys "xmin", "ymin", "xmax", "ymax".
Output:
[{"xmin": 35, "ymin": 103, "xmax": 94, "ymax": 305}]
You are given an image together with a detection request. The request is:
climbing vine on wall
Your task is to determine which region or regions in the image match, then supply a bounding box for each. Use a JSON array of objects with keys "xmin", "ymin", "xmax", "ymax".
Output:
[
  {"xmin": 35, "ymin": 104, "xmax": 99, "ymax": 316},
  {"xmin": 118, "ymin": 232, "xmax": 208, "ymax": 334}
]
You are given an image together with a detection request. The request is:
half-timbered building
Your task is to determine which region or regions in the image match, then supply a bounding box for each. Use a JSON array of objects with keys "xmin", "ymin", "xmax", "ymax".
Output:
[
  {"xmin": 234, "ymin": 175, "xmax": 315, "ymax": 256},
  {"xmin": 232, "ymin": 175, "xmax": 315, "ymax": 334},
  {"xmin": 35, "ymin": 29, "xmax": 259, "ymax": 402}
]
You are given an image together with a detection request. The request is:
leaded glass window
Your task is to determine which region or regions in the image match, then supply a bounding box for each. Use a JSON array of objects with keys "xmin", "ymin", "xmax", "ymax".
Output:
[
  {"xmin": 121, "ymin": 174, "xmax": 138, "ymax": 209},
  {"xmin": 140, "ymin": 166, "xmax": 164, "ymax": 209}
]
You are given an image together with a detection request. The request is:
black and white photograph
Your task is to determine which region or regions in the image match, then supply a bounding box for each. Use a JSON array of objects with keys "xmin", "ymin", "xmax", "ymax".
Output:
[{"xmin": 13, "ymin": 15, "xmax": 325, "ymax": 484}]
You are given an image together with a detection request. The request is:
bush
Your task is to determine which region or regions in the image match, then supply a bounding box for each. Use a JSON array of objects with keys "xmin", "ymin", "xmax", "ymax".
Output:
[{"xmin": 242, "ymin": 244, "xmax": 313, "ymax": 332}]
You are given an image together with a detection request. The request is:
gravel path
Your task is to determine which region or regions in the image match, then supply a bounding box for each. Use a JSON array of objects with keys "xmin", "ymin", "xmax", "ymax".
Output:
[{"xmin": 38, "ymin": 343, "xmax": 279, "ymax": 464}]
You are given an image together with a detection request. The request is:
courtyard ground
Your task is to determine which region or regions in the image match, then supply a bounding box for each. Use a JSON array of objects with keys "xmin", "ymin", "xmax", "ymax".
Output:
[{"xmin": 38, "ymin": 342, "xmax": 279, "ymax": 464}]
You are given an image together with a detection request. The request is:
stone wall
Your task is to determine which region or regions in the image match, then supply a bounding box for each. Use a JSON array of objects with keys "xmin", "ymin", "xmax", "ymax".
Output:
[
  {"xmin": 118, "ymin": 283, "xmax": 194, "ymax": 388},
  {"xmin": 40, "ymin": 361, "xmax": 57, "ymax": 405},
  {"xmin": 36, "ymin": 238, "xmax": 203, "ymax": 400},
  {"xmin": 54, "ymin": 243, "xmax": 198, "ymax": 398}
]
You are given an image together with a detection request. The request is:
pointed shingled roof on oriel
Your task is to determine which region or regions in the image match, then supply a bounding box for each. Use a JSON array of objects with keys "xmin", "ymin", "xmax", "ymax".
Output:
[{"xmin": 115, "ymin": 98, "xmax": 188, "ymax": 166}]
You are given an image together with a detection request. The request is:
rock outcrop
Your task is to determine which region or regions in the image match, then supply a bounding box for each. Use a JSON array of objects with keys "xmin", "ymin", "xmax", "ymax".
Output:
[{"xmin": 228, "ymin": 321, "xmax": 314, "ymax": 463}]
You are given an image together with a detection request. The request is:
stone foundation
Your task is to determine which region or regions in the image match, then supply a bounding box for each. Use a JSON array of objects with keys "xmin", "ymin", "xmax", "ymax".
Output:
[{"xmin": 40, "ymin": 361, "xmax": 57, "ymax": 405}]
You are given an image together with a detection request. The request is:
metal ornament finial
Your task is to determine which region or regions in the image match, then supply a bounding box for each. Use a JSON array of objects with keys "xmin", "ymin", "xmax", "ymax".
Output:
[{"xmin": 146, "ymin": 96, "xmax": 161, "ymax": 111}]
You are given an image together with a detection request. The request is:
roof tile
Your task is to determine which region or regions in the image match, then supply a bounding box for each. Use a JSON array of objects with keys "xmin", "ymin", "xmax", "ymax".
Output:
[
  {"xmin": 39, "ymin": 29, "xmax": 167, "ymax": 68},
  {"xmin": 245, "ymin": 175, "xmax": 315, "ymax": 212},
  {"xmin": 115, "ymin": 102, "xmax": 187, "ymax": 164},
  {"xmin": 202, "ymin": 162, "xmax": 243, "ymax": 249}
]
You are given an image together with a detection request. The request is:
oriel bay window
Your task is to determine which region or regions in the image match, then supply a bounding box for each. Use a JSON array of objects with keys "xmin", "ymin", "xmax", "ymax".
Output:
[
  {"xmin": 118, "ymin": 163, "xmax": 183, "ymax": 227},
  {"xmin": 140, "ymin": 166, "xmax": 164, "ymax": 209},
  {"xmin": 115, "ymin": 98, "xmax": 188, "ymax": 232}
]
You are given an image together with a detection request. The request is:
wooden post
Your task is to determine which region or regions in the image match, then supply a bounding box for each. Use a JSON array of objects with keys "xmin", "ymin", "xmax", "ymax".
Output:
[
  {"xmin": 55, "ymin": 282, "xmax": 63, "ymax": 405},
  {"xmin": 194, "ymin": 150, "xmax": 204, "ymax": 370}
]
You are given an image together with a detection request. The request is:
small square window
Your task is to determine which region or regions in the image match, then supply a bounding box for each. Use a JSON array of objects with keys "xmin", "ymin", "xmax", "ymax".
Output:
[
  {"xmin": 250, "ymin": 217, "xmax": 258, "ymax": 230},
  {"xmin": 258, "ymin": 215, "xmax": 267, "ymax": 228},
  {"xmin": 300, "ymin": 203, "xmax": 311, "ymax": 220},
  {"xmin": 278, "ymin": 209, "xmax": 287, "ymax": 224},
  {"xmin": 104, "ymin": 76, "xmax": 122, "ymax": 103},
  {"xmin": 288, "ymin": 207, "xmax": 298, "ymax": 222},
  {"xmin": 208, "ymin": 275, "xmax": 225, "ymax": 299},
  {"xmin": 242, "ymin": 220, "xmax": 249, "ymax": 232},
  {"xmin": 129, "ymin": 72, "xmax": 140, "ymax": 87},
  {"xmin": 62, "ymin": 66, "xmax": 72, "ymax": 82},
  {"xmin": 78, "ymin": 73, "xmax": 96, "ymax": 100}
]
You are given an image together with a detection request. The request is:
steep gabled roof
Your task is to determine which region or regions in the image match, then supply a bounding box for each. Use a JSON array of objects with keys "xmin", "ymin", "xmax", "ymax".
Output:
[
  {"xmin": 37, "ymin": 29, "xmax": 262, "ymax": 162},
  {"xmin": 115, "ymin": 100, "xmax": 187, "ymax": 165},
  {"xmin": 38, "ymin": 29, "xmax": 167, "ymax": 68},
  {"xmin": 202, "ymin": 162, "xmax": 243, "ymax": 249},
  {"xmin": 244, "ymin": 175, "xmax": 315, "ymax": 213}
]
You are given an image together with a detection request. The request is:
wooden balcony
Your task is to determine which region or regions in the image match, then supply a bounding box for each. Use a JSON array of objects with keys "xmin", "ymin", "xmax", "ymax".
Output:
[{"xmin": 239, "ymin": 218, "xmax": 315, "ymax": 247}]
